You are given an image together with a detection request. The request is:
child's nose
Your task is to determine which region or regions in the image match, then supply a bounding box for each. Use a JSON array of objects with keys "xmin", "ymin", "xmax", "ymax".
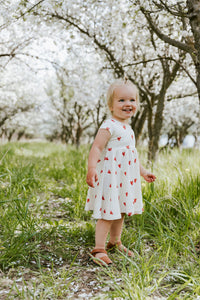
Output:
[{"xmin": 127, "ymin": 100, "xmax": 133, "ymax": 105}]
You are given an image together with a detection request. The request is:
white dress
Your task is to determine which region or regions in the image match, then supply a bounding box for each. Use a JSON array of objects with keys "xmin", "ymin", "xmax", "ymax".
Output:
[{"xmin": 85, "ymin": 118, "xmax": 143, "ymax": 220}]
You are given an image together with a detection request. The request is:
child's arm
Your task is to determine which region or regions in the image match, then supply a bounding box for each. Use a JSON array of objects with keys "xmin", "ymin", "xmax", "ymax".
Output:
[
  {"xmin": 86, "ymin": 129, "xmax": 111, "ymax": 188},
  {"xmin": 140, "ymin": 163, "xmax": 156, "ymax": 183}
]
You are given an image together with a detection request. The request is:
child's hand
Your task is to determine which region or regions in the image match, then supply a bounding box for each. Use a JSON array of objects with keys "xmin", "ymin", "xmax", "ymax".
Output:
[
  {"xmin": 142, "ymin": 172, "xmax": 156, "ymax": 183},
  {"xmin": 86, "ymin": 168, "xmax": 98, "ymax": 188}
]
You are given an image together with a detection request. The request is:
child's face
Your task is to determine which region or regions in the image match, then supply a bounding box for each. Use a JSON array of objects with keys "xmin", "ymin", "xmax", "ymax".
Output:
[{"xmin": 110, "ymin": 85, "xmax": 137, "ymax": 123}]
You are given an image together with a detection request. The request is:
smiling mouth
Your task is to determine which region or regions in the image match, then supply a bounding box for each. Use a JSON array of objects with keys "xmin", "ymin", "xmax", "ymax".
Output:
[{"xmin": 122, "ymin": 108, "xmax": 132, "ymax": 112}]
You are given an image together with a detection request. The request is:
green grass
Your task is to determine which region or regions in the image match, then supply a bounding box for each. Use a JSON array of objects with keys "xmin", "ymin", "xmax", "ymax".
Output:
[{"xmin": 0, "ymin": 142, "xmax": 199, "ymax": 299}]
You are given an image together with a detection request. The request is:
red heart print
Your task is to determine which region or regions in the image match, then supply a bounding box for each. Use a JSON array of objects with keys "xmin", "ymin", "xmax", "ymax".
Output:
[
  {"xmin": 87, "ymin": 198, "xmax": 90, "ymax": 202},
  {"xmin": 134, "ymin": 158, "xmax": 137, "ymax": 163},
  {"xmin": 126, "ymin": 192, "xmax": 128, "ymax": 197},
  {"xmin": 129, "ymin": 161, "xmax": 131, "ymax": 165},
  {"xmin": 118, "ymin": 164, "xmax": 121, "ymax": 168},
  {"xmin": 104, "ymin": 157, "xmax": 109, "ymax": 160},
  {"xmin": 133, "ymin": 198, "xmax": 137, "ymax": 204},
  {"xmin": 104, "ymin": 209, "xmax": 106, "ymax": 213},
  {"xmin": 117, "ymin": 137, "xmax": 121, "ymax": 141},
  {"xmin": 124, "ymin": 172, "xmax": 127, "ymax": 175},
  {"xmin": 102, "ymin": 196, "xmax": 105, "ymax": 200},
  {"xmin": 108, "ymin": 148, "xmax": 112, "ymax": 151},
  {"xmin": 130, "ymin": 181, "xmax": 133, "ymax": 185},
  {"xmin": 123, "ymin": 202, "xmax": 126, "ymax": 206},
  {"xmin": 122, "ymin": 152, "xmax": 125, "ymax": 156},
  {"xmin": 108, "ymin": 170, "xmax": 111, "ymax": 174},
  {"xmin": 134, "ymin": 178, "xmax": 137, "ymax": 183},
  {"xmin": 120, "ymin": 183, "xmax": 122, "ymax": 187}
]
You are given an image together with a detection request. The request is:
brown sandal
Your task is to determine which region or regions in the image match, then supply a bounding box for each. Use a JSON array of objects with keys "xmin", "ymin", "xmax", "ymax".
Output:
[
  {"xmin": 106, "ymin": 241, "xmax": 134, "ymax": 258},
  {"xmin": 89, "ymin": 249, "xmax": 113, "ymax": 266}
]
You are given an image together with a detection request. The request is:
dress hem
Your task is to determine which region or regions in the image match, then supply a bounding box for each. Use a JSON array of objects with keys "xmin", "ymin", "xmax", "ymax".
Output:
[{"xmin": 85, "ymin": 209, "xmax": 144, "ymax": 220}]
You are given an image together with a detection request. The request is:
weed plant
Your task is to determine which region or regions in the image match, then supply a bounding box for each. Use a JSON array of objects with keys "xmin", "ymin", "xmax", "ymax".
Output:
[{"xmin": 0, "ymin": 142, "xmax": 199, "ymax": 299}]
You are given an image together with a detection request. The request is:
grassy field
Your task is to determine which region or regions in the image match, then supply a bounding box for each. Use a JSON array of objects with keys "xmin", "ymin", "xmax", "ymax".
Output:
[{"xmin": 0, "ymin": 141, "xmax": 199, "ymax": 299}]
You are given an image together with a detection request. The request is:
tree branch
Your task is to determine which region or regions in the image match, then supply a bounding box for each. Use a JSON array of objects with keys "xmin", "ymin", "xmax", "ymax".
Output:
[
  {"xmin": 0, "ymin": 53, "xmax": 15, "ymax": 58},
  {"xmin": 140, "ymin": 6, "xmax": 194, "ymax": 54},
  {"xmin": 49, "ymin": 12, "xmax": 125, "ymax": 78},
  {"xmin": 167, "ymin": 91, "xmax": 198, "ymax": 101},
  {"xmin": 0, "ymin": 0, "xmax": 45, "ymax": 30},
  {"xmin": 152, "ymin": 0, "xmax": 187, "ymax": 17},
  {"xmin": 122, "ymin": 56, "xmax": 196, "ymax": 85}
]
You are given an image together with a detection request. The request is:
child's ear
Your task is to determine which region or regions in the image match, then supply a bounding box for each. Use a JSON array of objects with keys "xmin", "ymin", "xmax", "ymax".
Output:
[{"xmin": 109, "ymin": 106, "xmax": 113, "ymax": 113}]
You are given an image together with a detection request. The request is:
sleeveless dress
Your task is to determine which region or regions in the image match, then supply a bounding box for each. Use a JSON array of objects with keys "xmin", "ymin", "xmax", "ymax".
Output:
[{"xmin": 85, "ymin": 118, "xmax": 143, "ymax": 220}]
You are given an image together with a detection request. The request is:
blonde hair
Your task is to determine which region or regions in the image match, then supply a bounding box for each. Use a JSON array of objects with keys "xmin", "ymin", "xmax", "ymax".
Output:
[{"xmin": 106, "ymin": 78, "xmax": 140, "ymax": 111}]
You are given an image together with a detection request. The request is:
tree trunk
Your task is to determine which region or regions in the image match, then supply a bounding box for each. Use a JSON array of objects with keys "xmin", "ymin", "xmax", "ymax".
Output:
[
  {"xmin": 75, "ymin": 126, "xmax": 82, "ymax": 149},
  {"xmin": 187, "ymin": 0, "xmax": 200, "ymax": 103},
  {"xmin": 148, "ymin": 94, "xmax": 165, "ymax": 162},
  {"xmin": 131, "ymin": 106, "xmax": 148, "ymax": 144},
  {"xmin": 147, "ymin": 104, "xmax": 153, "ymax": 162}
]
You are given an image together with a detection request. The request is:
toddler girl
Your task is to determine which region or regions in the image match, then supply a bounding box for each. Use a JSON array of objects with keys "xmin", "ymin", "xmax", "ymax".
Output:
[{"xmin": 85, "ymin": 79, "xmax": 156, "ymax": 266}]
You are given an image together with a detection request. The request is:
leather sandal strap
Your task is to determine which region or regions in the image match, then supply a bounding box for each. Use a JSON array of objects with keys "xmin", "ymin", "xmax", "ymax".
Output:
[
  {"xmin": 91, "ymin": 249, "xmax": 107, "ymax": 255},
  {"xmin": 107, "ymin": 241, "xmax": 134, "ymax": 257},
  {"xmin": 118, "ymin": 244, "xmax": 134, "ymax": 257},
  {"xmin": 107, "ymin": 241, "xmax": 122, "ymax": 249},
  {"xmin": 100, "ymin": 255, "xmax": 112, "ymax": 265},
  {"xmin": 90, "ymin": 249, "xmax": 113, "ymax": 265},
  {"xmin": 106, "ymin": 242, "xmax": 115, "ymax": 250}
]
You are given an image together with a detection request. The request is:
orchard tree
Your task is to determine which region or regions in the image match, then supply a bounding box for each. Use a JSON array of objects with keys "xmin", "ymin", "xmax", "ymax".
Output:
[
  {"xmin": 137, "ymin": 0, "xmax": 200, "ymax": 103},
  {"xmin": 46, "ymin": 69, "xmax": 95, "ymax": 147},
  {"xmin": 44, "ymin": 50, "xmax": 112, "ymax": 146},
  {"xmin": 0, "ymin": 101, "xmax": 34, "ymax": 139},
  {"xmin": 161, "ymin": 97, "xmax": 199, "ymax": 148},
  {"xmin": 90, "ymin": 97, "xmax": 107, "ymax": 138},
  {"xmin": 0, "ymin": 0, "xmax": 45, "ymax": 67},
  {"xmin": 0, "ymin": 0, "xmax": 81, "ymax": 141}
]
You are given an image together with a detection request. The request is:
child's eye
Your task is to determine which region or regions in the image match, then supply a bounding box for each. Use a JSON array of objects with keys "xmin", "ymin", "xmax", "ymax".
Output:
[
  {"xmin": 130, "ymin": 99, "xmax": 136, "ymax": 102},
  {"xmin": 119, "ymin": 99, "xmax": 124, "ymax": 102}
]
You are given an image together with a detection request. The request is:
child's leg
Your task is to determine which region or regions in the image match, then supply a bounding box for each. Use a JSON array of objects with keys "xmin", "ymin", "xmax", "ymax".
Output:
[
  {"xmin": 108, "ymin": 213, "xmax": 134, "ymax": 257},
  {"xmin": 94, "ymin": 219, "xmax": 112, "ymax": 259},
  {"xmin": 109, "ymin": 213, "xmax": 125, "ymax": 244}
]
